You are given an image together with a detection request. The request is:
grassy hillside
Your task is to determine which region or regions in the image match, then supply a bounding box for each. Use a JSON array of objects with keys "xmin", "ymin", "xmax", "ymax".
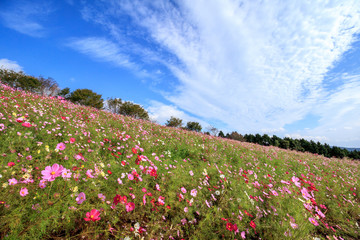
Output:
[{"xmin": 0, "ymin": 83, "xmax": 359, "ymax": 239}]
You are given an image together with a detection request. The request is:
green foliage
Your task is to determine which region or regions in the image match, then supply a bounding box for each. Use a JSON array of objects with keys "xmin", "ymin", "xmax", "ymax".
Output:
[
  {"xmin": 118, "ymin": 101, "xmax": 149, "ymax": 120},
  {"xmin": 185, "ymin": 121, "xmax": 202, "ymax": 132},
  {"xmin": 58, "ymin": 87, "xmax": 71, "ymax": 99},
  {"xmin": 0, "ymin": 68, "xmax": 41, "ymax": 92},
  {"xmin": 68, "ymin": 88, "xmax": 104, "ymax": 109},
  {"xmin": 107, "ymin": 97, "xmax": 122, "ymax": 114},
  {"xmin": 166, "ymin": 116, "xmax": 183, "ymax": 128},
  {"xmin": 218, "ymin": 130, "xmax": 225, "ymax": 138}
]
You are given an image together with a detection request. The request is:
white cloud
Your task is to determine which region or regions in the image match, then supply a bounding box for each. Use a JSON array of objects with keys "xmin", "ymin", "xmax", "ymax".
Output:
[
  {"xmin": 285, "ymin": 133, "xmax": 328, "ymax": 143},
  {"xmin": 0, "ymin": 59, "xmax": 23, "ymax": 72},
  {"xmin": 68, "ymin": 37, "xmax": 134, "ymax": 69},
  {"xmin": 78, "ymin": 0, "xmax": 360, "ymax": 146},
  {"xmin": 147, "ymin": 100, "xmax": 208, "ymax": 127},
  {"xmin": 118, "ymin": 0, "xmax": 360, "ymax": 145},
  {"xmin": 0, "ymin": 1, "xmax": 52, "ymax": 37}
]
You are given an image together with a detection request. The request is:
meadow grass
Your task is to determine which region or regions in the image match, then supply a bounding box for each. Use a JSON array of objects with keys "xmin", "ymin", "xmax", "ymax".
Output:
[{"xmin": 0, "ymin": 83, "xmax": 359, "ymax": 239}]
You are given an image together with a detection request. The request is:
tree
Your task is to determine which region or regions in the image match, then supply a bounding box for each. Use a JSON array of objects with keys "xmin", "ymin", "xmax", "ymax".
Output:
[
  {"xmin": 218, "ymin": 131, "xmax": 225, "ymax": 138},
  {"xmin": 228, "ymin": 131, "xmax": 246, "ymax": 141},
  {"xmin": 58, "ymin": 87, "xmax": 71, "ymax": 99},
  {"xmin": 185, "ymin": 121, "xmax": 202, "ymax": 132},
  {"xmin": 68, "ymin": 89, "xmax": 104, "ymax": 109},
  {"xmin": 0, "ymin": 68, "xmax": 41, "ymax": 92},
  {"xmin": 118, "ymin": 101, "xmax": 149, "ymax": 120},
  {"xmin": 38, "ymin": 76, "xmax": 59, "ymax": 96},
  {"xmin": 107, "ymin": 97, "xmax": 122, "ymax": 114},
  {"xmin": 206, "ymin": 125, "xmax": 219, "ymax": 136},
  {"xmin": 165, "ymin": 116, "xmax": 183, "ymax": 128}
]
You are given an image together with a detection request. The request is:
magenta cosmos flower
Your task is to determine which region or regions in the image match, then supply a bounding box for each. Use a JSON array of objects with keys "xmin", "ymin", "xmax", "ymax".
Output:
[
  {"xmin": 41, "ymin": 163, "xmax": 64, "ymax": 182},
  {"xmin": 125, "ymin": 202, "xmax": 135, "ymax": 212},
  {"xmin": 84, "ymin": 209, "xmax": 101, "ymax": 222},
  {"xmin": 56, "ymin": 142, "xmax": 66, "ymax": 151},
  {"xmin": 308, "ymin": 217, "xmax": 319, "ymax": 226},
  {"xmin": 76, "ymin": 192, "xmax": 86, "ymax": 204}
]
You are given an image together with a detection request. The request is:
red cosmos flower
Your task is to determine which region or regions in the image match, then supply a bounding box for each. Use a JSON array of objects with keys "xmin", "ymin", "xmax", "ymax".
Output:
[
  {"xmin": 22, "ymin": 122, "xmax": 32, "ymax": 128},
  {"xmin": 113, "ymin": 195, "xmax": 127, "ymax": 206},
  {"xmin": 70, "ymin": 138, "xmax": 76, "ymax": 143},
  {"xmin": 226, "ymin": 222, "xmax": 234, "ymax": 231},
  {"xmin": 16, "ymin": 117, "xmax": 24, "ymax": 123},
  {"xmin": 84, "ymin": 209, "xmax": 101, "ymax": 222},
  {"xmin": 132, "ymin": 148, "xmax": 137, "ymax": 154},
  {"xmin": 135, "ymin": 155, "xmax": 141, "ymax": 165},
  {"xmin": 107, "ymin": 170, "xmax": 112, "ymax": 175},
  {"xmin": 250, "ymin": 220, "xmax": 256, "ymax": 229},
  {"xmin": 7, "ymin": 162, "xmax": 15, "ymax": 167}
]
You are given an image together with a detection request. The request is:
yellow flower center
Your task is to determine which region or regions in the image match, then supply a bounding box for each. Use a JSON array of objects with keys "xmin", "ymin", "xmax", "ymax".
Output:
[
  {"xmin": 51, "ymin": 171, "xmax": 55, "ymax": 175},
  {"xmin": 90, "ymin": 215, "xmax": 94, "ymax": 218}
]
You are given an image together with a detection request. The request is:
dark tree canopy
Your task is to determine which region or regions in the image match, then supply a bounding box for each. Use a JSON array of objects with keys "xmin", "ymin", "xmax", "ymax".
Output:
[
  {"xmin": 118, "ymin": 101, "xmax": 149, "ymax": 120},
  {"xmin": 68, "ymin": 88, "xmax": 104, "ymax": 109},
  {"xmin": 185, "ymin": 121, "xmax": 202, "ymax": 132},
  {"xmin": 58, "ymin": 87, "xmax": 71, "ymax": 99},
  {"xmin": 0, "ymin": 68, "xmax": 41, "ymax": 92},
  {"xmin": 218, "ymin": 130, "xmax": 225, "ymax": 138},
  {"xmin": 166, "ymin": 116, "xmax": 183, "ymax": 128}
]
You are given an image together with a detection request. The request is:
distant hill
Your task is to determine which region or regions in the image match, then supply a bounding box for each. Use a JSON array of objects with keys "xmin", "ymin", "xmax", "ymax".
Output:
[{"xmin": 341, "ymin": 147, "xmax": 360, "ymax": 152}]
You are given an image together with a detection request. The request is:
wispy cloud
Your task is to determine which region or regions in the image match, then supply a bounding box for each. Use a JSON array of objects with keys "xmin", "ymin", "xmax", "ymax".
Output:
[
  {"xmin": 67, "ymin": 37, "xmax": 134, "ymax": 69},
  {"xmin": 0, "ymin": 1, "xmax": 52, "ymax": 37},
  {"xmin": 76, "ymin": 0, "xmax": 360, "ymax": 146},
  {"xmin": 0, "ymin": 59, "xmax": 23, "ymax": 72},
  {"xmin": 147, "ymin": 100, "xmax": 208, "ymax": 128}
]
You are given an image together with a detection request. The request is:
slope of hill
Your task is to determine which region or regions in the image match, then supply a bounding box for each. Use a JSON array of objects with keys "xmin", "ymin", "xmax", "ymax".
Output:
[{"xmin": 0, "ymin": 83, "xmax": 359, "ymax": 239}]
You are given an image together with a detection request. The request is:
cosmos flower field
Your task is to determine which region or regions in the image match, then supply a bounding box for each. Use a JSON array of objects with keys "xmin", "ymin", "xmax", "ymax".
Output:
[{"xmin": 0, "ymin": 83, "xmax": 359, "ymax": 239}]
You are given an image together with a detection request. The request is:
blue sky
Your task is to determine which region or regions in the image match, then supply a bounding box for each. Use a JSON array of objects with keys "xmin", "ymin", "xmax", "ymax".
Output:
[{"xmin": 1, "ymin": 0, "xmax": 360, "ymax": 147}]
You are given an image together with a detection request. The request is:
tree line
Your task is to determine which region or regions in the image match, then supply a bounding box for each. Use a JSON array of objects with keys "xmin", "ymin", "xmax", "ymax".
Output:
[
  {"xmin": 0, "ymin": 68, "xmax": 150, "ymax": 120},
  {"xmin": 1, "ymin": 68, "xmax": 358, "ymax": 160},
  {"xmin": 221, "ymin": 131, "xmax": 359, "ymax": 160}
]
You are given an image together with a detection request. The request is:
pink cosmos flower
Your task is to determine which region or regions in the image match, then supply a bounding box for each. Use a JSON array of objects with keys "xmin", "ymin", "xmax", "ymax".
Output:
[
  {"xmin": 290, "ymin": 222, "xmax": 298, "ymax": 229},
  {"xmin": 70, "ymin": 138, "xmax": 76, "ymax": 143},
  {"xmin": 84, "ymin": 209, "xmax": 101, "ymax": 222},
  {"xmin": 158, "ymin": 196, "xmax": 165, "ymax": 205},
  {"xmin": 98, "ymin": 193, "xmax": 106, "ymax": 201},
  {"xmin": 189, "ymin": 170, "xmax": 194, "ymax": 176},
  {"xmin": 128, "ymin": 174, "xmax": 134, "ymax": 180},
  {"xmin": 126, "ymin": 202, "xmax": 135, "ymax": 212},
  {"xmin": 76, "ymin": 192, "xmax": 86, "ymax": 204},
  {"xmin": 8, "ymin": 178, "xmax": 18, "ymax": 185},
  {"xmin": 309, "ymin": 217, "xmax": 319, "ymax": 226},
  {"xmin": 41, "ymin": 163, "xmax": 64, "ymax": 182},
  {"xmin": 181, "ymin": 187, "xmax": 187, "ymax": 193},
  {"xmin": 39, "ymin": 180, "xmax": 47, "ymax": 188},
  {"xmin": 301, "ymin": 188, "xmax": 312, "ymax": 200},
  {"xmin": 56, "ymin": 142, "xmax": 66, "ymax": 151},
  {"xmin": 61, "ymin": 169, "xmax": 72, "ymax": 179},
  {"xmin": 86, "ymin": 169, "xmax": 95, "ymax": 178},
  {"xmin": 271, "ymin": 189, "xmax": 278, "ymax": 196},
  {"xmin": 190, "ymin": 189, "xmax": 198, "ymax": 197},
  {"xmin": 20, "ymin": 187, "xmax": 28, "ymax": 197},
  {"xmin": 184, "ymin": 207, "xmax": 188, "ymax": 212}
]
